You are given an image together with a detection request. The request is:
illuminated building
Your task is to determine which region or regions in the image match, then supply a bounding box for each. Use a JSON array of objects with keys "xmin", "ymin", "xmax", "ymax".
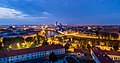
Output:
[
  {"xmin": 0, "ymin": 44, "xmax": 65, "ymax": 63},
  {"xmin": 59, "ymin": 23, "xmax": 63, "ymax": 31},
  {"xmin": 103, "ymin": 50, "xmax": 120, "ymax": 62},
  {"xmin": 55, "ymin": 21, "xmax": 58, "ymax": 26},
  {"xmin": 91, "ymin": 47, "xmax": 114, "ymax": 63}
]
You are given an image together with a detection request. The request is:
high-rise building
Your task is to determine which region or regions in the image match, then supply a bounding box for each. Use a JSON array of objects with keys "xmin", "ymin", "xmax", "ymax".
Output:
[
  {"xmin": 55, "ymin": 21, "xmax": 58, "ymax": 26},
  {"xmin": 59, "ymin": 23, "xmax": 63, "ymax": 31}
]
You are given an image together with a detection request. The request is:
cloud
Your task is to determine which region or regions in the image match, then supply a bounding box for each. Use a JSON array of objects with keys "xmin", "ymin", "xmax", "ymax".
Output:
[
  {"xmin": 42, "ymin": 12, "xmax": 51, "ymax": 15},
  {"xmin": 25, "ymin": 12, "xmax": 52, "ymax": 19},
  {"xmin": 39, "ymin": 16, "xmax": 47, "ymax": 19},
  {"xmin": 0, "ymin": 7, "xmax": 29, "ymax": 18},
  {"xmin": 0, "ymin": 7, "xmax": 52, "ymax": 20}
]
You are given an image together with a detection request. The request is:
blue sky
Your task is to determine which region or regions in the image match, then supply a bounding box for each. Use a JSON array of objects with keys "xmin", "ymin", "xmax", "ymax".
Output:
[{"xmin": 0, "ymin": 0, "xmax": 120, "ymax": 25}]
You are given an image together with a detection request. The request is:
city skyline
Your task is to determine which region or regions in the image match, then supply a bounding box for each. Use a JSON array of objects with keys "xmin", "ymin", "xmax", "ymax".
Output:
[{"xmin": 0, "ymin": 0, "xmax": 120, "ymax": 25}]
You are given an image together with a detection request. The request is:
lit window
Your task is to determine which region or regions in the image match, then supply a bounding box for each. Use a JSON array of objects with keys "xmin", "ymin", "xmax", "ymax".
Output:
[{"xmin": 114, "ymin": 57, "xmax": 117, "ymax": 60}]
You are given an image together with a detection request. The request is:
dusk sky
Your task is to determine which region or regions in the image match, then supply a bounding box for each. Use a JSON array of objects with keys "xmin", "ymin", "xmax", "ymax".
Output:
[{"xmin": 0, "ymin": 0, "xmax": 120, "ymax": 25}]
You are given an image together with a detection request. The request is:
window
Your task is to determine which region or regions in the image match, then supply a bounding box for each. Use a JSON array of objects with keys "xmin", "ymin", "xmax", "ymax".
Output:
[
  {"xmin": 27, "ymin": 57, "xmax": 29, "ymax": 60},
  {"xmin": 32, "ymin": 54, "xmax": 34, "ymax": 56},
  {"xmin": 114, "ymin": 57, "xmax": 117, "ymax": 60},
  {"xmin": 37, "ymin": 55, "xmax": 39, "ymax": 57}
]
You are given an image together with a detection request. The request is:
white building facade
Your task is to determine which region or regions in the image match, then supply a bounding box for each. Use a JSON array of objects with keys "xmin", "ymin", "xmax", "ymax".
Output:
[
  {"xmin": 103, "ymin": 50, "xmax": 120, "ymax": 61},
  {"xmin": 0, "ymin": 44, "xmax": 65, "ymax": 63}
]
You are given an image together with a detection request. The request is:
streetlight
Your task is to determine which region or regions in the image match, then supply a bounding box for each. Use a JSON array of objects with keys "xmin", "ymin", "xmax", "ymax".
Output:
[
  {"xmin": 17, "ymin": 43, "xmax": 19, "ymax": 46},
  {"xmin": 9, "ymin": 46, "xmax": 12, "ymax": 48},
  {"xmin": 17, "ymin": 43, "xmax": 20, "ymax": 49},
  {"xmin": 22, "ymin": 43, "xmax": 26, "ymax": 46}
]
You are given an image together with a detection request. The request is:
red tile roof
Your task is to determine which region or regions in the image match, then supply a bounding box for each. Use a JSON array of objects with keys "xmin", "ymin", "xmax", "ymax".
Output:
[
  {"xmin": 92, "ymin": 47, "xmax": 114, "ymax": 63},
  {"xmin": 103, "ymin": 50, "xmax": 120, "ymax": 56},
  {"xmin": 0, "ymin": 44, "xmax": 64, "ymax": 58},
  {"xmin": 74, "ymin": 49, "xmax": 84, "ymax": 53},
  {"xmin": 74, "ymin": 49, "xmax": 90, "ymax": 54}
]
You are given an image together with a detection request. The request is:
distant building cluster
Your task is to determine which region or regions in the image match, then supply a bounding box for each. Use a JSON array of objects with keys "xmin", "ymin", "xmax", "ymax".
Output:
[{"xmin": 0, "ymin": 24, "xmax": 120, "ymax": 63}]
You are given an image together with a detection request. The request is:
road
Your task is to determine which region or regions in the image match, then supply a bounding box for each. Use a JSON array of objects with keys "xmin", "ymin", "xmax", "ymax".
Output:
[{"xmin": 57, "ymin": 31, "xmax": 120, "ymax": 41}]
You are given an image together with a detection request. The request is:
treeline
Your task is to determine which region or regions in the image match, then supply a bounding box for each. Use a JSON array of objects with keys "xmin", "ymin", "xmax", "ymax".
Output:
[
  {"xmin": 1, "ymin": 35, "xmax": 50, "ymax": 50},
  {"xmin": 95, "ymin": 31, "xmax": 119, "ymax": 40},
  {"xmin": 2, "ymin": 37, "xmax": 37, "ymax": 49},
  {"xmin": 3, "ymin": 37, "xmax": 24, "ymax": 48}
]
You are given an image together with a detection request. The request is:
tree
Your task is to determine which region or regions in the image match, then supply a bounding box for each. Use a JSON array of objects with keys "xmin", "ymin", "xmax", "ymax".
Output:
[
  {"xmin": 64, "ymin": 43, "xmax": 70, "ymax": 50},
  {"xmin": 110, "ymin": 48, "xmax": 113, "ymax": 51},
  {"xmin": 42, "ymin": 40, "xmax": 49, "ymax": 46},
  {"xmin": 49, "ymin": 52, "xmax": 58, "ymax": 62},
  {"xmin": 107, "ymin": 41, "xmax": 113, "ymax": 47},
  {"xmin": 36, "ymin": 31, "xmax": 41, "ymax": 44},
  {"xmin": 51, "ymin": 43, "xmax": 55, "ymax": 45},
  {"xmin": 113, "ymin": 44, "xmax": 119, "ymax": 51},
  {"xmin": 111, "ymin": 33, "xmax": 119, "ymax": 40},
  {"xmin": 87, "ymin": 44, "xmax": 91, "ymax": 50},
  {"xmin": 50, "ymin": 35, "xmax": 54, "ymax": 41},
  {"xmin": 99, "ymin": 32, "xmax": 110, "ymax": 39},
  {"xmin": 13, "ymin": 37, "xmax": 24, "ymax": 43},
  {"xmin": 91, "ymin": 39, "xmax": 96, "ymax": 47},
  {"xmin": 3, "ymin": 38, "xmax": 12, "ymax": 47},
  {"xmin": 114, "ymin": 33, "xmax": 119, "ymax": 39},
  {"xmin": 95, "ymin": 31, "xmax": 100, "ymax": 39},
  {"xmin": 25, "ymin": 37, "xmax": 34, "ymax": 43},
  {"xmin": 0, "ymin": 47, "xmax": 7, "ymax": 51},
  {"xmin": 81, "ymin": 45, "xmax": 86, "ymax": 50},
  {"xmin": 11, "ymin": 37, "xmax": 24, "ymax": 49}
]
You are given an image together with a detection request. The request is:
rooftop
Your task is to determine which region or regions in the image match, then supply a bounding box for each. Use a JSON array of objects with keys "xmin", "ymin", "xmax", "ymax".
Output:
[
  {"xmin": 74, "ymin": 49, "xmax": 90, "ymax": 54},
  {"xmin": 103, "ymin": 50, "xmax": 120, "ymax": 56},
  {"xmin": 92, "ymin": 47, "xmax": 114, "ymax": 63}
]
